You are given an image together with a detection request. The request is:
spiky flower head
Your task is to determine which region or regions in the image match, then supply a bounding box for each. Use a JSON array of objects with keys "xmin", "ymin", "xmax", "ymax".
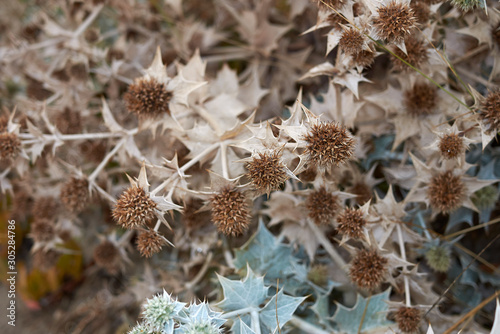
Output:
[
  {"xmin": 32, "ymin": 196, "xmax": 59, "ymax": 220},
  {"xmin": 349, "ymin": 249, "xmax": 388, "ymax": 290},
  {"xmin": 438, "ymin": 133, "xmax": 464, "ymax": 160},
  {"xmin": 392, "ymin": 36, "xmax": 428, "ymax": 72},
  {"xmin": 210, "ymin": 186, "xmax": 251, "ymax": 236},
  {"xmin": 351, "ymin": 49, "xmax": 376, "ymax": 68},
  {"xmin": 373, "ymin": 1, "xmax": 416, "ymax": 43},
  {"xmin": 425, "ymin": 245, "xmax": 451, "ymax": 272},
  {"xmin": 303, "ymin": 121, "xmax": 355, "ymax": 168},
  {"xmin": 410, "ymin": 1, "xmax": 430, "ymax": 25},
  {"xmin": 182, "ymin": 303, "xmax": 226, "ymax": 334},
  {"xmin": 427, "ymin": 170, "xmax": 465, "ymax": 213},
  {"xmin": 404, "ymin": 82, "xmax": 437, "ymax": 117},
  {"xmin": 306, "ymin": 186, "xmax": 339, "ymax": 225},
  {"xmin": 112, "ymin": 186, "xmax": 157, "ymax": 229},
  {"xmin": 0, "ymin": 132, "xmax": 21, "ymax": 160},
  {"xmin": 339, "ymin": 27, "xmax": 365, "ymax": 55},
  {"xmin": 395, "ymin": 306, "xmax": 421, "ymax": 333},
  {"xmin": 127, "ymin": 323, "xmax": 151, "ymax": 334},
  {"xmin": 245, "ymin": 150, "xmax": 289, "ymax": 195},
  {"xmin": 124, "ymin": 77, "xmax": 172, "ymax": 119},
  {"xmin": 142, "ymin": 291, "xmax": 185, "ymax": 332},
  {"xmin": 337, "ymin": 207, "xmax": 366, "ymax": 239},
  {"xmin": 450, "ymin": 0, "xmax": 481, "ymax": 11},
  {"xmin": 479, "ymin": 90, "xmax": 500, "ymax": 134},
  {"xmin": 136, "ymin": 230, "xmax": 167, "ymax": 257},
  {"xmin": 60, "ymin": 177, "xmax": 89, "ymax": 213}
]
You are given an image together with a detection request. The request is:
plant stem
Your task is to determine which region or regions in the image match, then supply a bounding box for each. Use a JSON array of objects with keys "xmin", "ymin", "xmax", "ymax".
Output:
[
  {"xmin": 185, "ymin": 252, "xmax": 214, "ymax": 291},
  {"xmin": 251, "ymin": 309, "xmax": 262, "ymax": 334},
  {"xmin": 396, "ymin": 223, "xmax": 411, "ymax": 307},
  {"xmin": 88, "ymin": 138, "xmax": 126, "ymax": 182}
]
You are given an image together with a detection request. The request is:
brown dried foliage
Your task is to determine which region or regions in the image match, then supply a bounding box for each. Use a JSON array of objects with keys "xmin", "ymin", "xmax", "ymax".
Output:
[
  {"xmin": 373, "ymin": 2, "xmax": 416, "ymax": 43},
  {"xmin": 124, "ymin": 78, "xmax": 172, "ymax": 119},
  {"xmin": 246, "ymin": 151, "xmax": 288, "ymax": 195},
  {"xmin": 0, "ymin": 132, "xmax": 21, "ymax": 160},
  {"xmin": 479, "ymin": 90, "xmax": 500, "ymax": 134},
  {"xmin": 60, "ymin": 177, "xmax": 89, "ymax": 213},
  {"xmin": 438, "ymin": 133, "xmax": 464, "ymax": 160},
  {"xmin": 404, "ymin": 82, "xmax": 437, "ymax": 117},
  {"xmin": 395, "ymin": 306, "xmax": 422, "ymax": 333},
  {"xmin": 306, "ymin": 186, "xmax": 339, "ymax": 225},
  {"xmin": 337, "ymin": 207, "xmax": 366, "ymax": 238},
  {"xmin": 136, "ymin": 230, "xmax": 167, "ymax": 258}
]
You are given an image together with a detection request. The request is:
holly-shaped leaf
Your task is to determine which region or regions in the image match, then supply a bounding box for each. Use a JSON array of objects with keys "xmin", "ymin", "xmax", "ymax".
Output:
[
  {"xmin": 331, "ymin": 289, "xmax": 393, "ymax": 333},
  {"xmin": 217, "ymin": 267, "xmax": 269, "ymax": 311}
]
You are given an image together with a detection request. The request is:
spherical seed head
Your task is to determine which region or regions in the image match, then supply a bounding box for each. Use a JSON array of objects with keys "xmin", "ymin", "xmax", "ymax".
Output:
[
  {"xmin": 427, "ymin": 170, "xmax": 465, "ymax": 213},
  {"xmin": 93, "ymin": 240, "xmax": 120, "ymax": 270},
  {"xmin": 60, "ymin": 177, "xmax": 89, "ymax": 213},
  {"xmin": 392, "ymin": 37, "xmax": 428, "ymax": 72},
  {"xmin": 395, "ymin": 306, "xmax": 421, "ymax": 333},
  {"xmin": 339, "ymin": 27, "xmax": 365, "ymax": 55},
  {"xmin": 303, "ymin": 122, "xmax": 355, "ymax": 168},
  {"xmin": 425, "ymin": 245, "xmax": 451, "ymax": 272},
  {"xmin": 246, "ymin": 151, "xmax": 288, "ymax": 195},
  {"xmin": 479, "ymin": 91, "xmax": 500, "ymax": 134},
  {"xmin": 351, "ymin": 50, "xmax": 376, "ymax": 68},
  {"xmin": 373, "ymin": 2, "xmax": 416, "ymax": 43},
  {"xmin": 349, "ymin": 249, "xmax": 388, "ymax": 290},
  {"xmin": 210, "ymin": 186, "xmax": 251, "ymax": 236},
  {"xmin": 32, "ymin": 196, "xmax": 59, "ymax": 220},
  {"xmin": 337, "ymin": 207, "xmax": 366, "ymax": 238},
  {"xmin": 136, "ymin": 230, "xmax": 167, "ymax": 257},
  {"xmin": 438, "ymin": 133, "xmax": 464, "ymax": 160},
  {"xmin": 0, "ymin": 132, "xmax": 21, "ymax": 160},
  {"xmin": 124, "ymin": 78, "xmax": 172, "ymax": 119},
  {"xmin": 404, "ymin": 82, "xmax": 437, "ymax": 117},
  {"xmin": 31, "ymin": 219, "xmax": 56, "ymax": 243},
  {"xmin": 410, "ymin": 1, "xmax": 430, "ymax": 25},
  {"xmin": 306, "ymin": 186, "xmax": 339, "ymax": 225},
  {"xmin": 112, "ymin": 186, "xmax": 157, "ymax": 229}
]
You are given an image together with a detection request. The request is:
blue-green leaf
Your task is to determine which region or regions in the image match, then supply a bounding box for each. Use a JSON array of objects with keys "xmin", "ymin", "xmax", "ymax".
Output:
[
  {"xmin": 331, "ymin": 289, "xmax": 393, "ymax": 333},
  {"xmin": 217, "ymin": 266, "xmax": 268, "ymax": 311},
  {"xmin": 260, "ymin": 289, "xmax": 305, "ymax": 332}
]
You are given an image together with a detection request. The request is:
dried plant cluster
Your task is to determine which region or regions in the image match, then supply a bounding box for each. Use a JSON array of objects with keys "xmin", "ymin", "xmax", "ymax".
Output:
[{"xmin": 1, "ymin": 0, "xmax": 500, "ymax": 333}]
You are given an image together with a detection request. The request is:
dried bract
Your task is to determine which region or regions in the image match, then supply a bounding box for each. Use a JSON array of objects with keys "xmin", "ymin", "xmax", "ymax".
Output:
[
  {"xmin": 392, "ymin": 37, "xmax": 428, "ymax": 72},
  {"xmin": 112, "ymin": 186, "xmax": 157, "ymax": 229},
  {"xmin": 210, "ymin": 186, "xmax": 251, "ymax": 236},
  {"xmin": 124, "ymin": 78, "xmax": 172, "ymax": 119}
]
